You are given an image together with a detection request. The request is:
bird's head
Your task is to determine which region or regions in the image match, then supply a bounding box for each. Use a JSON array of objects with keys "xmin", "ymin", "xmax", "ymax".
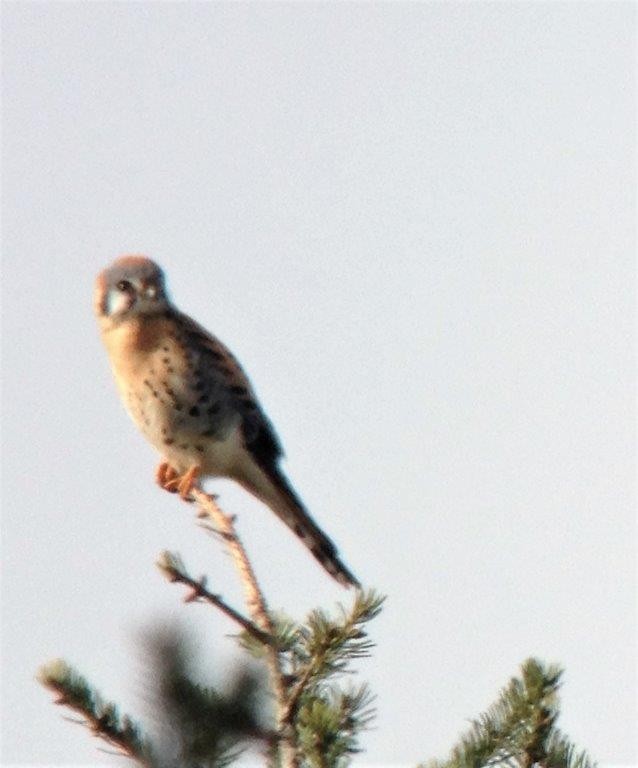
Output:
[{"xmin": 94, "ymin": 255, "xmax": 170, "ymax": 322}]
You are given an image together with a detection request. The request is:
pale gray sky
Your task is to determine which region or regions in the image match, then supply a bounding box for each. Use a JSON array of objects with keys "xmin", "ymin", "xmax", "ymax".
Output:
[{"xmin": 1, "ymin": 2, "xmax": 635, "ymax": 765}]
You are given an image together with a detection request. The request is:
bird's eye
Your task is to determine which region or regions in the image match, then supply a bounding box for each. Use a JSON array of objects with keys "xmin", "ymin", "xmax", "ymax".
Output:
[{"xmin": 116, "ymin": 280, "xmax": 132, "ymax": 292}]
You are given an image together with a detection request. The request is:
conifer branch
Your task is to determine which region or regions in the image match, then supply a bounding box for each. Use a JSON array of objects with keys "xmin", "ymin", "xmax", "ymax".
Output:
[
  {"xmin": 543, "ymin": 729, "xmax": 598, "ymax": 768},
  {"xmin": 157, "ymin": 550, "xmax": 274, "ymax": 647},
  {"xmin": 295, "ymin": 683, "xmax": 376, "ymax": 768},
  {"xmin": 283, "ymin": 590, "xmax": 384, "ymax": 726},
  {"xmin": 38, "ymin": 660, "xmax": 154, "ymax": 765},
  {"xmin": 40, "ymin": 475, "xmax": 595, "ymax": 768},
  {"xmin": 420, "ymin": 658, "xmax": 597, "ymax": 768},
  {"xmin": 188, "ymin": 485, "xmax": 297, "ymax": 768},
  {"xmin": 146, "ymin": 629, "xmax": 276, "ymax": 763},
  {"xmin": 190, "ymin": 488, "xmax": 273, "ymax": 634}
]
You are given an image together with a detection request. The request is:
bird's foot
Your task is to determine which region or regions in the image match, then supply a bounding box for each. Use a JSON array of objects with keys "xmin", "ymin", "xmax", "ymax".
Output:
[
  {"xmin": 159, "ymin": 464, "xmax": 200, "ymax": 501},
  {"xmin": 156, "ymin": 462, "xmax": 179, "ymax": 491},
  {"xmin": 176, "ymin": 466, "xmax": 200, "ymax": 501}
]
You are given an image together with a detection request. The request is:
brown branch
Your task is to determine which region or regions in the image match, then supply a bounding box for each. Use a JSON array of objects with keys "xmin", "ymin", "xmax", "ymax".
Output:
[
  {"xmin": 189, "ymin": 486, "xmax": 298, "ymax": 768},
  {"xmin": 190, "ymin": 488, "xmax": 272, "ymax": 631},
  {"xmin": 156, "ymin": 551, "xmax": 274, "ymax": 647}
]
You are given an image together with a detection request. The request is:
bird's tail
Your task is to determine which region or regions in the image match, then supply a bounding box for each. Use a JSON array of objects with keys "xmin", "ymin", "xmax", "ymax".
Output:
[{"xmin": 234, "ymin": 463, "xmax": 360, "ymax": 589}]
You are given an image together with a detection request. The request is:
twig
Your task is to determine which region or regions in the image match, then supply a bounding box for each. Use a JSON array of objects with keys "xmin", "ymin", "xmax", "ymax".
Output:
[
  {"xmin": 157, "ymin": 551, "xmax": 274, "ymax": 647},
  {"xmin": 190, "ymin": 488, "xmax": 272, "ymax": 631},
  {"xmin": 40, "ymin": 677, "xmax": 151, "ymax": 765},
  {"xmin": 282, "ymin": 662, "xmax": 316, "ymax": 726},
  {"xmin": 189, "ymin": 486, "xmax": 298, "ymax": 768}
]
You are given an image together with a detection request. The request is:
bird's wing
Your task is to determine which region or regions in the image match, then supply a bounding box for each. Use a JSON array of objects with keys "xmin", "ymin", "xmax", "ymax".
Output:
[{"xmin": 173, "ymin": 310, "xmax": 284, "ymax": 465}]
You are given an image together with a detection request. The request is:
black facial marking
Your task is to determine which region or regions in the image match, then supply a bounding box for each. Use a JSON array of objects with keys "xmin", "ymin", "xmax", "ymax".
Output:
[{"xmin": 189, "ymin": 406, "xmax": 200, "ymax": 417}]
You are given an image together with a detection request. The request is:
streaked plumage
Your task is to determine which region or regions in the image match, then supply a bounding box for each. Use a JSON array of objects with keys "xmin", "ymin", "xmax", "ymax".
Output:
[{"xmin": 94, "ymin": 255, "xmax": 359, "ymax": 588}]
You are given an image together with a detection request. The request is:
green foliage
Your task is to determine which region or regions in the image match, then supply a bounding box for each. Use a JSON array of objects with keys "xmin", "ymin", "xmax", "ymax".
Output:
[
  {"xmin": 38, "ymin": 659, "xmax": 153, "ymax": 763},
  {"xmin": 238, "ymin": 610, "xmax": 300, "ymax": 658},
  {"xmin": 543, "ymin": 730, "xmax": 600, "ymax": 768},
  {"xmin": 39, "ymin": 637, "xmax": 269, "ymax": 768},
  {"xmin": 39, "ymin": 514, "xmax": 596, "ymax": 768},
  {"xmin": 145, "ymin": 629, "xmax": 269, "ymax": 767},
  {"xmin": 38, "ymin": 590, "xmax": 383, "ymax": 768},
  {"xmin": 284, "ymin": 590, "xmax": 382, "ymax": 768},
  {"xmin": 290, "ymin": 590, "xmax": 385, "ymax": 680},
  {"xmin": 238, "ymin": 589, "xmax": 384, "ymax": 768},
  {"xmin": 296, "ymin": 684, "xmax": 376, "ymax": 768},
  {"xmin": 420, "ymin": 658, "xmax": 597, "ymax": 768}
]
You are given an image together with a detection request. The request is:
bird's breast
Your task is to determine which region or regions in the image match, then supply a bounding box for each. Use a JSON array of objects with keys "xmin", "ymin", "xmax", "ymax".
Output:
[
  {"xmin": 101, "ymin": 315, "xmax": 172, "ymax": 376},
  {"xmin": 101, "ymin": 314, "xmax": 242, "ymax": 472}
]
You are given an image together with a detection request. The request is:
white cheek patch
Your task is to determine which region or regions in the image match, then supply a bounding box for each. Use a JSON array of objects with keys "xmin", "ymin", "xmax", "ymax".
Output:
[{"xmin": 107, "ymin": 287, "xmax": 133, "ymax": 316}]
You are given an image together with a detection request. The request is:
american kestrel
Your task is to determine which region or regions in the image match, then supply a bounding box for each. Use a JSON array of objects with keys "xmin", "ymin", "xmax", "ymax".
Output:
[{"xmin": 94, "ymin": 255, "xmax": 359, "ymax": 588}]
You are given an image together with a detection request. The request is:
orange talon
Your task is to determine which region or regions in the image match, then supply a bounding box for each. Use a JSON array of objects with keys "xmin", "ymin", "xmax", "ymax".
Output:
[
  {"xmin": 156, "ymin": 462, "xmax": 179, "ymax": 492},
  {"xmin": 156, "ymin": 463, "xmax": 199, "ymax": 500},
  {"xmin": 176, "ymin": 466, "xmax": 199, "ymax": 501}
]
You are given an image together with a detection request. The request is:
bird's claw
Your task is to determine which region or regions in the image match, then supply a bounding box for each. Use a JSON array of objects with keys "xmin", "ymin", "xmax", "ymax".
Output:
[
  {"xmin": 156, "ymin": 463, "xmax": 199, "ymax": 501},
  {"xmin": 156, "ymin": 462, "xmax": 178, "ymax": 490}
]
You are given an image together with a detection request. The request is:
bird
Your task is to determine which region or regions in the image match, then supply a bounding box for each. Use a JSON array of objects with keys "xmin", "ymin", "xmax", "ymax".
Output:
[{"xmin": 94, "ymin": 255, "xmax": 360, "ymax": 588}]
